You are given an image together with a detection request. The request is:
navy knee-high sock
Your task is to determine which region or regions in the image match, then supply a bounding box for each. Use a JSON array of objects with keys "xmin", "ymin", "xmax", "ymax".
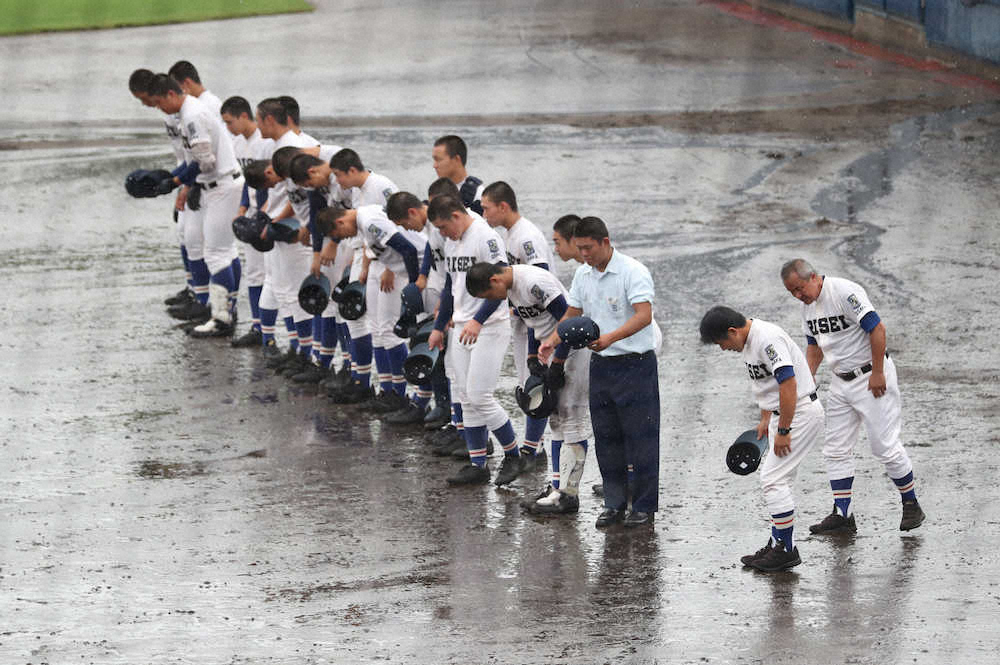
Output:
[
  {"xmin": 284, "ymin": 316, "xmax": 299, "ymax": 352},
  {"xmin": 189, "ymin": 258, "xmax": 211, "ymax": 305},
  {"xmin": 247, "ymin": 286, "xmax": 262, "ymax": 332},
  {"xmin": 351, "ymin": 333, "xmax": 373, "ymax": 388},
  {"xmin": 260, "ymin": 308, "xmax": 278, "ymax": 345},
  {"xmin": 387, "ymin": 343, "xmax": 408, "ymax": 395},
  {"xmin": 320, "ymin": 316, "xmax": 338, "ymax": 368}
]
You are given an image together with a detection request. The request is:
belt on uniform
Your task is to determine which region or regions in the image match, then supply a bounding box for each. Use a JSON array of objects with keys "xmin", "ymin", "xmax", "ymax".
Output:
[
  {"xmin": 772, "ymin": 391, "xmax": 817, "ymax": 416},
  {"xmin": 204, "ymin": 171, "xmax": 241, "ymax": 189},
  {"xmin": 836, "ymin": 352, "xmax": 890, "ymax": 382},
  {"xmin": 591, "ymin": 349, "xmax": 655, "ymax": 363}
]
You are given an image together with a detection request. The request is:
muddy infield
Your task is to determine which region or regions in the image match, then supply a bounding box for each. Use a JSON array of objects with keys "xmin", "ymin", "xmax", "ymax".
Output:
[{"xmin": 1, "ymin": 1, "xmax": 1000, "ymax": 664}]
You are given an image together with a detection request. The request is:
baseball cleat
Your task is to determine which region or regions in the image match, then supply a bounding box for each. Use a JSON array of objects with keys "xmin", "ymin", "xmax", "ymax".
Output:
[
  {"xmin": 231, "ymin": 328, "xmax": 263, "ymax": 348},
  {"xmin": 525, "ymin": 490, "xmax": 579, "ymax": 515},
  {"xmin": 291, "ymin": 364, "xmax": 328, "ymax": 384},
  {"xmin": 261, "ymin": 340, "xmax": 282, "ymax": 360},
  {"xmin": 446, "ymin": 464, "xmax": 490, "ymax": 486},
  {"xmin": 900, "ymin": 500, "xmax": 925, "ymax": 531},
  {"xmin": 494, "ymin": 455, "xmax": 527, "ymax": 486},
  {"xmin": 164, "ymin": 288, "xmax": 194, "ymax": 306},
  {"xmin": 741, "ymin": 540, "xmax": 775, "ymax": 567},
  {"xmin": 189, "ymin": 318, "xmax": 234, "ymax": 338},
  {"xmin": 423, "ymin": 405, "xmax": 449, "ymax": 429},
  {"xmin": 520, "ymin": 484, "xmax": 554, "ymax": 510},
  {"xmin": 329, "ymin": 383, "xmax": 375, "ymax": 405},
  {"xmin": 750, "ymin": 541, "xmax": 801, "ymax": 572},
  {"xmin": 385, "ymin": 402, "xmax": 427, "ymax": 425},
  {"xmin": 371, "ymin": 391, "xmax": 409, "ymax": 415},
  {"xmin": 266, "ymin": 348, "xmax": 296, "ymax": 369},
  {"xmin": 809, "ymin": 508, "xmax": 857, "ymax": 534},
  {"xmin": 168, "ymin": 300, "xmax": 211, "ymax": 322}
]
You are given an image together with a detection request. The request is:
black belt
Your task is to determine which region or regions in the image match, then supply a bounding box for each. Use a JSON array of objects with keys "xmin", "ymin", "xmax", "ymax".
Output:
[
  {"xmin": 591, "ymin": 350, "xmax": 655, "ymax": 363},
  {"xmin": 204, "ymin": 171, "xmax": 241, "ymax": 189},
  {"xmin": 836, "ymin": 352, "xmax": 890, "ymax": 381},
  {"xmin": 773, "ymin": 392, "xmax": 817, "ymax": 416}
]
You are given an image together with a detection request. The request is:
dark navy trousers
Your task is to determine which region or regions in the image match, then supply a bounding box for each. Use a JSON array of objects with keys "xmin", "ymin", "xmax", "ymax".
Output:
[{"xmin": 589, "ymin": 350, "xmax": 660, "ymax": 513}]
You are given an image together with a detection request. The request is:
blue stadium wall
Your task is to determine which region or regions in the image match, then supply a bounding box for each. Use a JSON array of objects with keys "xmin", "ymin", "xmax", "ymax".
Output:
[{"xmin": 769, "ymin": 0, "xmax": 1000, "ymax": 65}]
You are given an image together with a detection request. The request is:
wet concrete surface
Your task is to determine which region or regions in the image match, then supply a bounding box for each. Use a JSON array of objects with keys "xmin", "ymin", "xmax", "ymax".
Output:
[{"xmin": 2, "ymin": 1, "xmax": 1000, "ymax": 663}]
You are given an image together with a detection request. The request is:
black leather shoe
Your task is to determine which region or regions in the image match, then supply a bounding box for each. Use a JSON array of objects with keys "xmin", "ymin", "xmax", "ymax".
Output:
[
  {"xmin": 623, "ymin": 511, "xmax": 653, "ymax": 527},
  {"xmin": 595, "ymin": 508, "xmax": 625, "ymax": 528}
]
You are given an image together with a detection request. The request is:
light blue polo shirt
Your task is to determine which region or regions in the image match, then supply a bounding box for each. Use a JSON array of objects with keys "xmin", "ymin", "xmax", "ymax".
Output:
[{"xmin": 567, "ymin": 248, "xmax": 658, "ymax": 356}]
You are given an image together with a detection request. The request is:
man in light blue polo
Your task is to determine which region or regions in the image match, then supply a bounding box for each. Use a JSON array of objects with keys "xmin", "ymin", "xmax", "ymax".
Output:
[{"xmin": 540, "ymin": 216, "xmax": 661, "ymax": 529}]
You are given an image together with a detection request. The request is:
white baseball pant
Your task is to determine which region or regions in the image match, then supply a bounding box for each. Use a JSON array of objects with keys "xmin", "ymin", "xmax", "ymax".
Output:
[
  {"xmin": 446, "ymin": 319, "xmax": 512, "ymax": 430},
  {"xmin": 760, "ymin": 396, "xmax": 824, "ymax": 516}
]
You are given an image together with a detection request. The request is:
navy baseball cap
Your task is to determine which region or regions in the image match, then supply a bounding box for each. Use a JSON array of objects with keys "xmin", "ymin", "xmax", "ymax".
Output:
[{"xmin": 557, "ymin": 316, "xmax": 600, "ymax": 349}]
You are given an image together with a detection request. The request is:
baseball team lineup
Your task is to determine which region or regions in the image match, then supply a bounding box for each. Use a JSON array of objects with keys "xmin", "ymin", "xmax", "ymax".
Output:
[{"xmin": 125, "ymin": 60, "xmax": 925, "ymax": 574}]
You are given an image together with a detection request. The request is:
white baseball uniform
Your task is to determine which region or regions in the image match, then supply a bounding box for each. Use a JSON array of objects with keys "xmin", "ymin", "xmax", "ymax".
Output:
[
  {"xmin": 442, "ymin": 217, "xmax": 511, "ymax": 430},
  {"xmin": 231, "ymin": 127, "xmax": 274, "ymax": 288},
  {"xmin": 258, "ymin": 129, "xmax": 315, "ymax": 322},
  {"xmin": 508, "ymin": 265, "xmax": 592, "ymax": 443},
  {"xmin": 742, "ymin": 318, "xmax": 824, "ymax": 516},
  {"xmin": 799, "ymin": 276, "xmax": 912, "ymax": 482},
  {"xmin": 178, "ymin": 94, "xmax": 241, "ymax": 276}
]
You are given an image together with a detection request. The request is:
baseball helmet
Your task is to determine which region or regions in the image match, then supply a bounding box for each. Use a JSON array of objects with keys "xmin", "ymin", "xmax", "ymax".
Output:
[
  {"xmin": 514, "ymin": 374, "xmax": 557, "ymax": 419},
  {"xmin": 726, "ymin": 429, "xmax": 768, "ymax": 476},
  {"xmin": 125, "ymin": 168, "xmax": 173, "ymax": 199},
  {"xmin": 330, "ymin": 266, "xmax": 351, "ymax": 304},
  {"xmin": 232, "ymin": 213, "xmax": 275, "ymax": 252},
  {"xmin": 393, "ymin": 283, "xmax": 425, "ymax": 338},
  {"xmin": 298, "ymin": 274, "xmax": 331, "ymax": 316},
  {"xmin": 403, "ymin": 343, "xmax": 440, "ymax": 384},
  {"xmin": 266, "ymin": 217, "xmax": 302, "ymax": 244},
  {"xmin": 338, "ymin": 281, "xmax": 366, "ymax": 320},
  {"xmin": 558, "ymin": 316, "xmax": 600, "ymax": 349}
]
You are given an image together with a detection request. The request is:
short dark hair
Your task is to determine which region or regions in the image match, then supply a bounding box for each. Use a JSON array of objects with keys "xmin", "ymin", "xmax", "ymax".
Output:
[
  {"xmin": 466, "ymin": 262, "xmax": 503, "ymax": 297},
  {"xmin": 256, "ymin": 97, "xmax": 288, "ymax": 125},
  {"xmin": 553, "ymin": 214, "xmax": 581, "ymax": 239},
  {"xmin": 148, "ymin": 73, "xmax": 182, "ymax": 97},
  {"xmin": 168, "ymin": 60, "xmax": 201, "ymax": 84},
  {"xmin": 128, "ymin": 68, "xmax": 155, "ymax": 94},
  {"xmin": 426, "ymin": 195, "xmax": 465, "ymax": 223},
  {"xmin": 427, "ymin": 177, "xmax": 460, "ymax": 201},
  {"xmin": 315, "ymin": 204, "xmax": 350, "ymax": 236},
  {"xmin": 386, "ymin": 192, "xmax": 424, "ymax": 222},
  {"xmin": 330, "ymin": 148, "xmax": 364, "ymax": 173},
  {"xmin": 289, "ymin": 153, "xmax": 324, "ymax": 184},
  {"xmin": 482, "ymin": 181, "xmax": 517, "ymax": 212},
  {"xmin": 220, "ymin": 96, "xmax": 252, "ymax": 119},
  {"xmin": 699, "ymin": 306, "xmax": 746, "ymax": 344},
  {"xmin": 434, "ymin": 135, "xmax": 468, "ymax": 165},
  {"xmin": 278, "ymin": 96, "xmax": 300, "ymax": 125},
  {"xmin": 573, "ymin": 216, "xmax": 609, "ymax": 242},
  {"xmin": 271, "ymin": 146, "xmax": 302, "ymax": 179},
  {"xmin": 243, "ymin": 159, "xmax": 272, "ymax": 190}
]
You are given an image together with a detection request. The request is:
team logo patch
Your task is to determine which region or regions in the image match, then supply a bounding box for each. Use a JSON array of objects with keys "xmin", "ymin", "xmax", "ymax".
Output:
[
  {"xmin": 523, "ymin": 240, "xmax": 537, "ymax": 259},
  {"xmin": 530, "ymin": 284, "xmax": 546, "ymax": 301},
  {"xmin": 368, "ymin": 223, "xmax": 385, "ymax": 240},
  {"xmin": 847, "ymin": 293, "xmax": 863, "ymax": 313},
  {"xmin": 607, "ymin": 296, "xmax": 620, "ymax": 312},
  {"xmin": 487, "ymin": 238, "xmax": 500, "ymax": 257},
  {"xmin": 186, "ymin": 122, "xmax": 198, "ymax": 138},
  {"xmin": 765, "ymin": 344, "xmax": 780, "ymax": 364},
  {"xmin": 382, "ymin": 188, "xmax": 394, "ymax": 201}
]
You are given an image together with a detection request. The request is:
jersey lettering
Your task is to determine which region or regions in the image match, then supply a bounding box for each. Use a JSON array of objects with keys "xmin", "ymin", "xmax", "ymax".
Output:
[
  {"xmin": 512, "ymin": 304, "xmax": 545, "ymax": 318},
  {"xmin": 806, "ymin": 315, "xmax": 851, "ymax": 336},
  {"xmin": 446, "ymin": 256, "xmax": 478, "ymax": 272},
  {"xmin": 746, "ymin": 363, "xmax": 773, "ymax": 381}
]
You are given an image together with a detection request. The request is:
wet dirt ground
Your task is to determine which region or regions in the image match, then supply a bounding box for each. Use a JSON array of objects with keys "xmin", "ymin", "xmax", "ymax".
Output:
[{"xmin": 1, "ymin": 1, "xmax": 999, "ymax": 663}]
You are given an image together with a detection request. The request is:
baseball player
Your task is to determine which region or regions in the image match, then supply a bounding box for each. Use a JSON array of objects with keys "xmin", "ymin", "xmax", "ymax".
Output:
[
  {"xmin": 318, "ymin": 204, "xmax": 426, "ymax": 410},
  {"xmin": 168, "ymin": 61, "xmax": 222, "ymax": 115},
  {"xmin": 147, "ymin": 74, "xmax": 243, "ymax": 337},
  {"xmin": 781, "ymin": 259, "xmax": 925, "ymax": 532},
  {"xmin": 699, "ymin": 305, "xmax": 824, "ymax": 572},
  {"xmin": 466, "ymin": 262, "xmax": 592, "ymax": 514},
  {"xmin": 252, "ymin": 98, "xmax": 317, "ymax": 363},
  {"xmin": 221, "ymin": 96, "xmax": 274, "ymax": 347},
  {"xmin": 327, "ymin": 148, "xmax": 400, "ymax": 404},
  {"xmin": 432, "ymin": 135, "xmax": 485, "ymax": 214},
  {"xmin": 481, "ymin": 181, "xmax": 554, "ymax": 461},
  {"xmin": 128, "ymin": 68, "xmax": 201, "ymax": 313},
  {"xmin": 426, "ymin": 195, "xmax": 527, "ymax": 487},
  {"xmin": 552, "ymin": 214, "xmax": 583, "ymax": 264},
  {"xmin": 289, "ymin": 151, "xmax": 355, "ymax": 384}
]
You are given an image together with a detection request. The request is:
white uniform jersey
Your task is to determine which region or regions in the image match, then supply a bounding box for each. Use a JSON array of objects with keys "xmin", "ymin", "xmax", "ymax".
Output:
[
  {"xmin": 197, "ymin": 89, "xmax": 223, "ymax": 116},
  {"xmin": 350, "ymin": 171, "xmax": 399, "ymax": 209},
  {"xmin": 800, "ymin": 276, "xmax": 879, "ymax": 373},
  {"xmin": 178, "ymin": 95, "xmax": 238, "ymax": 184},
  {"xmin": 500, "ymin": 216, "xmax": 552, "ymax": 267},
  {"xmin": 508, "ymin": 265, "xmax": 567, "ymax": 340},
  {"xmin": 165, "ymin": 114, "xmax": 185, "ymax": 165},
  {"xmin": 287, "ymin": 143, "xmax": 340, "ymax": 223},
  {"xmin": 355, "ymin": 205, "xmax": 426, "ymax": 275},
  {"xmin": 232, "ymin": 128, "xmax": 272, "ymax": 170},
  {"xmin": 445, "ymin": 217, "xmax": 510, "ymax": 325},
  {"xmin": 743, "ymin": 318, "xmax": 817, "ymax": 412}
]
